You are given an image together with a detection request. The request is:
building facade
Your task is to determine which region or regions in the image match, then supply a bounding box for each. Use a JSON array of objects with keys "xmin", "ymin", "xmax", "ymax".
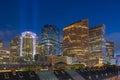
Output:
[
  {"xmin": 10, "ymin": 36, "xmax": 20, "ymax": 57},
  {"xmin": 10, "ymin": 36, "xmax": 21, "ymax": 61},
  {"xmin": 106, "ymin": 41, "xmax": 114, "ymax": 64},
  {"xmin": 63, "ymin": 19, "xmax": 89, "ymax": 63},
  {"xmin": 89, "ymin": 24, "xmax": 106, "ymax": 65},
  {"xmin": 41, "ymin": 24, "xmax": 60, "ymax": 55},
  {"xmin": 20, "ymin": 31, "xmax": 38, "ymax": 61},
  {"xmin": 0, "ymin": 40, "xmax": 2, "ymax": 48},
  {"xmin": 0, "ymin": 50, "xmax": 10, "ymax": 62}
]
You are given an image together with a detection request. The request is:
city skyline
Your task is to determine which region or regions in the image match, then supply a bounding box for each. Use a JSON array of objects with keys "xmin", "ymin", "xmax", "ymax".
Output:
[
  {"xmin": 0, "ymin": 0, "xmax": 120, "ymax": 79},
  {"xmin": 0, "ymin": 0, "xmax": 120, "ymax": 55}
]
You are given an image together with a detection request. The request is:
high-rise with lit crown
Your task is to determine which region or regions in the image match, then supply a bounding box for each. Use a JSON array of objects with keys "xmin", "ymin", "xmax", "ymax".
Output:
[
  {"xmin": 63, "ymin": 19, "xmax": 89, "ymax": 62},
  {"xmin": 20, "ymin": 31, "xmax": 38, "ymax": 61}
]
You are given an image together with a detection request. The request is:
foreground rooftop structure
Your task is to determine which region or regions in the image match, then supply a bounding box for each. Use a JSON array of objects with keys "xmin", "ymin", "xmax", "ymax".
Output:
[{"xmin": 0, "ymin": 66, "xmax": 120, "ymax": 80}]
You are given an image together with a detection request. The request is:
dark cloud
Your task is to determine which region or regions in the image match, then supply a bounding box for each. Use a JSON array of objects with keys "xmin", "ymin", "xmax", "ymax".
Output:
[
  {"xmin": 0, "ymin": 24, "xmax": 17, "ymax": 30},
  {"xmin": 0, "ymin": 24, "xmax": 19, "ymax": 49}
]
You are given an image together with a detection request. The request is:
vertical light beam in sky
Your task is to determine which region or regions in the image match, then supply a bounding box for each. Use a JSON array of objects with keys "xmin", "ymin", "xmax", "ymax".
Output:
[
  {"xmin": 32, "ymin": 0, "xmax": 39, "ymax": 32},
  {"xmin": 19, "ymin": 0, "xmax": 27, "ymax": 32}
]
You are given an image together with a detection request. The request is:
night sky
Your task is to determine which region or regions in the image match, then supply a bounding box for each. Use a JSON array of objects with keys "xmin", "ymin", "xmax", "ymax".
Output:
[{"xmin": 0, "ymin": 0, "xmax": 120, "ymax": 54}]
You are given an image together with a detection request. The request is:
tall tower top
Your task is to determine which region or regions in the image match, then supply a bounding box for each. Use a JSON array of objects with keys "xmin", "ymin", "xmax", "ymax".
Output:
[{"xmin": 63, "ymin": 19, "xmax": 88, "ymax": 31}]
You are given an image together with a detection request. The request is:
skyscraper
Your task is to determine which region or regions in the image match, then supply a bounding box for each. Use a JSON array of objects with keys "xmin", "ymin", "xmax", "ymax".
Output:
[
  {"xmin": 41, "ymin": 24, "xmax": 60, "ymax": 55},
  {"xmin": 0, "ymin": 40, "xmax": 2, "ymax": 49},
  {"xmin": 89, "ymin": 24, "xmax": 106, "ymax": 65},
  {"xmin": 63, "ymin": 19, "xmax": 89, "ymax": 62},
  {"xmin": 10, "ymin": 36, "xmax": 20, "ymax": 57},
  {"xmin": 106, "ymin": 41, "xmax": 114, "ymax": 57},
  {"xmin": 106, "ymin": 41, "xmax": 114, "ymax": 63},
  {"xmin": 20, "ymin": 31, "xmax": 38, "ymax": 61}
]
